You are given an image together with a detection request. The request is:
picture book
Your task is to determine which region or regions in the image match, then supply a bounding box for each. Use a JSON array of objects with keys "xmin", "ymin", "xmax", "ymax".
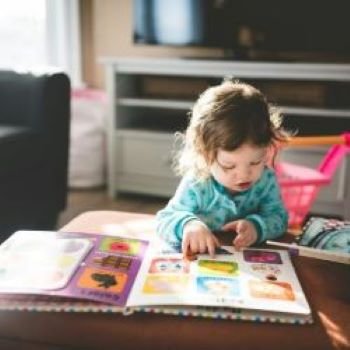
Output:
[
  {"xmin": 268, "ymin": 217, "xmax": 350, "ymax": 264},
  {"xmin": 0, "ymin": 230, "xmax": 312, "ymax": 324},
  {"xmin": 299, "ymin": 217, "xmax": 350, "ymax": 254}
]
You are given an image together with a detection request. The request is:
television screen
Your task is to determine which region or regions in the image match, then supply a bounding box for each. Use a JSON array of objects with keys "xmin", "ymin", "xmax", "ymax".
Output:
[{"xmin": 133, "ymin": 0, "xmax": 350, "ymax": 58}]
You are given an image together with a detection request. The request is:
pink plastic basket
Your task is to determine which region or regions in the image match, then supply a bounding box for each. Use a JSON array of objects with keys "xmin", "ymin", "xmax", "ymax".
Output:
[{"xmin": 276, "ymin": 133, "xmax": 350, "ymax": 230}]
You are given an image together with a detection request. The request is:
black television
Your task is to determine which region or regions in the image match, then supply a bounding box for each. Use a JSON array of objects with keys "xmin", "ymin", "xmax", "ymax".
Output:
[{"xmin": 133, "ymin": 0, "xmax": 350, "ymax": 60}]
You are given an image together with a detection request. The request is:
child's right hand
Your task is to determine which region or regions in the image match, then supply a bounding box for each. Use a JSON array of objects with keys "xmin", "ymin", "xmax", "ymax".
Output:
[{"xmin": 182, "ymin": 220, "xmax": 220, "ymax": 258}]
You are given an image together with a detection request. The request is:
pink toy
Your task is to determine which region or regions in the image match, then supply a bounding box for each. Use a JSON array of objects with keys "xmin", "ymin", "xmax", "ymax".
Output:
[{"xmin": 276, "ymin": 132, "xmax": 350, "ymax": 230}]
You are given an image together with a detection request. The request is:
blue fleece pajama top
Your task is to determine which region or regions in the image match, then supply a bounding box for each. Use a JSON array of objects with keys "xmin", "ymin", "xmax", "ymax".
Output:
[{"xmin": 156, "ymin": 167, "xmax": 288, "ymax": 244}]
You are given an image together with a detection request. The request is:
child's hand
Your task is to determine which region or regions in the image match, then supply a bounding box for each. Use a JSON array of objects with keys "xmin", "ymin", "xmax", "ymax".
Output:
[
  {"xmin": 222, "ymin": 220, "xmax": 258, "ymax": 250},
  {"xmin": 182, "ymin": 220, "xmax": 220, "ymax": 258}
]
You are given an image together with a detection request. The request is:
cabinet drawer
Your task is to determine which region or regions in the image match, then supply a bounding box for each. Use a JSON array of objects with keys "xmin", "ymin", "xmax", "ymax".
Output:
[{"xmin": 116, "ymin": 131, "xmax": 177, "ymax": 178}]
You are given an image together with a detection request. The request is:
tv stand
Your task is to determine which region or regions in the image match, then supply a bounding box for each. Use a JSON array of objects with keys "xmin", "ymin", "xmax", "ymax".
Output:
[
  {"xmin": 101, "ymin": 57, "xmax": 350, "ymax": 220},
  {"xmin": 181, "ymin": 49, "xmax": 252, "ymax": 62}
]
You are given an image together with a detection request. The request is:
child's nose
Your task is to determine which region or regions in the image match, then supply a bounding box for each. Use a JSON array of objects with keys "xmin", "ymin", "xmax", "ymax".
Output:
[{"xmin": 237, "ymin": 166, "xmax": 252, "ymax": 178}]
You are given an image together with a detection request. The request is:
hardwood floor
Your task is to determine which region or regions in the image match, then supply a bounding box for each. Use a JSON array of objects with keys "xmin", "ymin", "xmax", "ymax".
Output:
[{"xmin": 58, "ymin": 188, "xmax": 168, "ymax": 228}]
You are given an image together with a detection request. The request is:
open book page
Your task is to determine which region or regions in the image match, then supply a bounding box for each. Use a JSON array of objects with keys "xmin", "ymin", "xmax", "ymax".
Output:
[
  {"xmin": 127, "ymin": 241, "xmax": 311, "ymax": 317},
  {"xmin": 0, "ymin": 231, "xmax": 149, "ymax": 307},
  {"xmin": 0, "ymin": 231, "xmax": 313, "ymax": 323}
]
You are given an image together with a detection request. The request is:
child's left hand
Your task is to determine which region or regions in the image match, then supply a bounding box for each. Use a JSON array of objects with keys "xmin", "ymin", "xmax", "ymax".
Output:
[{"xmin": 222, "ymin": 220, "xmax": 258, "ymax": 250}]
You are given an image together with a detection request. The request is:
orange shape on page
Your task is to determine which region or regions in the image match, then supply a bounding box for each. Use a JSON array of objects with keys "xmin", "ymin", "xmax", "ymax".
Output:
[
  {"xmin": 77, "ymin": 267, "xmax": 127, "ymax": 293},
  {"xmin": 249, "ymin": 280, "xmax": 295, "ymax": 301}
]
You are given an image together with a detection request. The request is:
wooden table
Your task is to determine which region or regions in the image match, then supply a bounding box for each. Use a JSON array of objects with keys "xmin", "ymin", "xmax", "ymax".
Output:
[{"xmin": 0, "ymin": 210, "xmax": 348, "ymax": 350}]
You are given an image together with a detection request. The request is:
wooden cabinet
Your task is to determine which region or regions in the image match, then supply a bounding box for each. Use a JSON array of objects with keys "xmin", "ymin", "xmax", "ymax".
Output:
[{"xmin": 101, "ymin": 57, "xmax": 350, "ymax": 219}]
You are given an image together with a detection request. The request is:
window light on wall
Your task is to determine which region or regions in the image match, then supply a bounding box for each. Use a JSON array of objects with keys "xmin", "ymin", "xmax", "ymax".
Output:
[{"xmin": 0, "ymin": 0, "xmax": 82, "ymax": 87}]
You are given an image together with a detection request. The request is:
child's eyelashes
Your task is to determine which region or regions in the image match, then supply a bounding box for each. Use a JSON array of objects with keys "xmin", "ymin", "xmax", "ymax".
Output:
[
  {"xmin": 221, "ymin": 164, "xmax": 236, "ymax": 171},
  {"xmin": 217, "ymin": 160, "xmax": 263, "ymax": 171},
  {"xmin": 216, "ymin": 160, "xmax": 236, "ymax": 171}
]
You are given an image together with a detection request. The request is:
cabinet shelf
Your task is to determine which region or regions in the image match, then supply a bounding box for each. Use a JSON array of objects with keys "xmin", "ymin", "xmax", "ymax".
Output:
[
  {"xmin": 118, "ymin": 97, "xmax": 350, "ymax": 118},
  {"xmin": 101, "ymin": 57, "xmax": 350, "ymax": 81},
  {"xmin": 116, "ymin": 128, "xmax": 179, "ymax": 137},
  {"xmin": 281, "ymin": 106, "xmax": 350, "ymax": 118},
  {"xmin": 118, "ymin": 97, "xmax": 193, "ymax": 110},
  {"xmin": 116, "ymin": 128, "xmax": 174, "ymax": 138}
]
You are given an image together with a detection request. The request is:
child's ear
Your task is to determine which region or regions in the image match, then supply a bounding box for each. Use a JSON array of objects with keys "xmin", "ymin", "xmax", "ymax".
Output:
[{"xmin": 265, "ymin": 145, "xmax": 276, "ymax": 168}]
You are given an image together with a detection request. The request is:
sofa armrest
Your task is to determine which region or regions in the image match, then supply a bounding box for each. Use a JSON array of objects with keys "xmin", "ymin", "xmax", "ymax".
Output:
[
  {"xmin": 0, "ymin": 69, "xmax": 71, "ymax": 210},
  {"xmin": 0, "ymin": 69, "xmax": 70, "ymax": 129}
]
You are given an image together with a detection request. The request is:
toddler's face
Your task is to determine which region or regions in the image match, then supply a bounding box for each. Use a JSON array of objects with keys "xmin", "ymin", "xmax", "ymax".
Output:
[{"xmin": 210, "ymin": 143, "xmax": 268, "ymax": 193}]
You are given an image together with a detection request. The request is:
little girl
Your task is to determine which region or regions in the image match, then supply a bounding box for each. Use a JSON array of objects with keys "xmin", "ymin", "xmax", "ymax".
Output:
[{"xmin": 156, "ymin": 80, "xmax": 289, "ymax": 257}]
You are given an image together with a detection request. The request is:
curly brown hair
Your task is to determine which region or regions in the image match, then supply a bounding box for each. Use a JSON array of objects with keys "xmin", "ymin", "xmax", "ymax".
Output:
[{"xmin": 175, "ymin": 80, "xmax": 289, "ymax": 179}]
